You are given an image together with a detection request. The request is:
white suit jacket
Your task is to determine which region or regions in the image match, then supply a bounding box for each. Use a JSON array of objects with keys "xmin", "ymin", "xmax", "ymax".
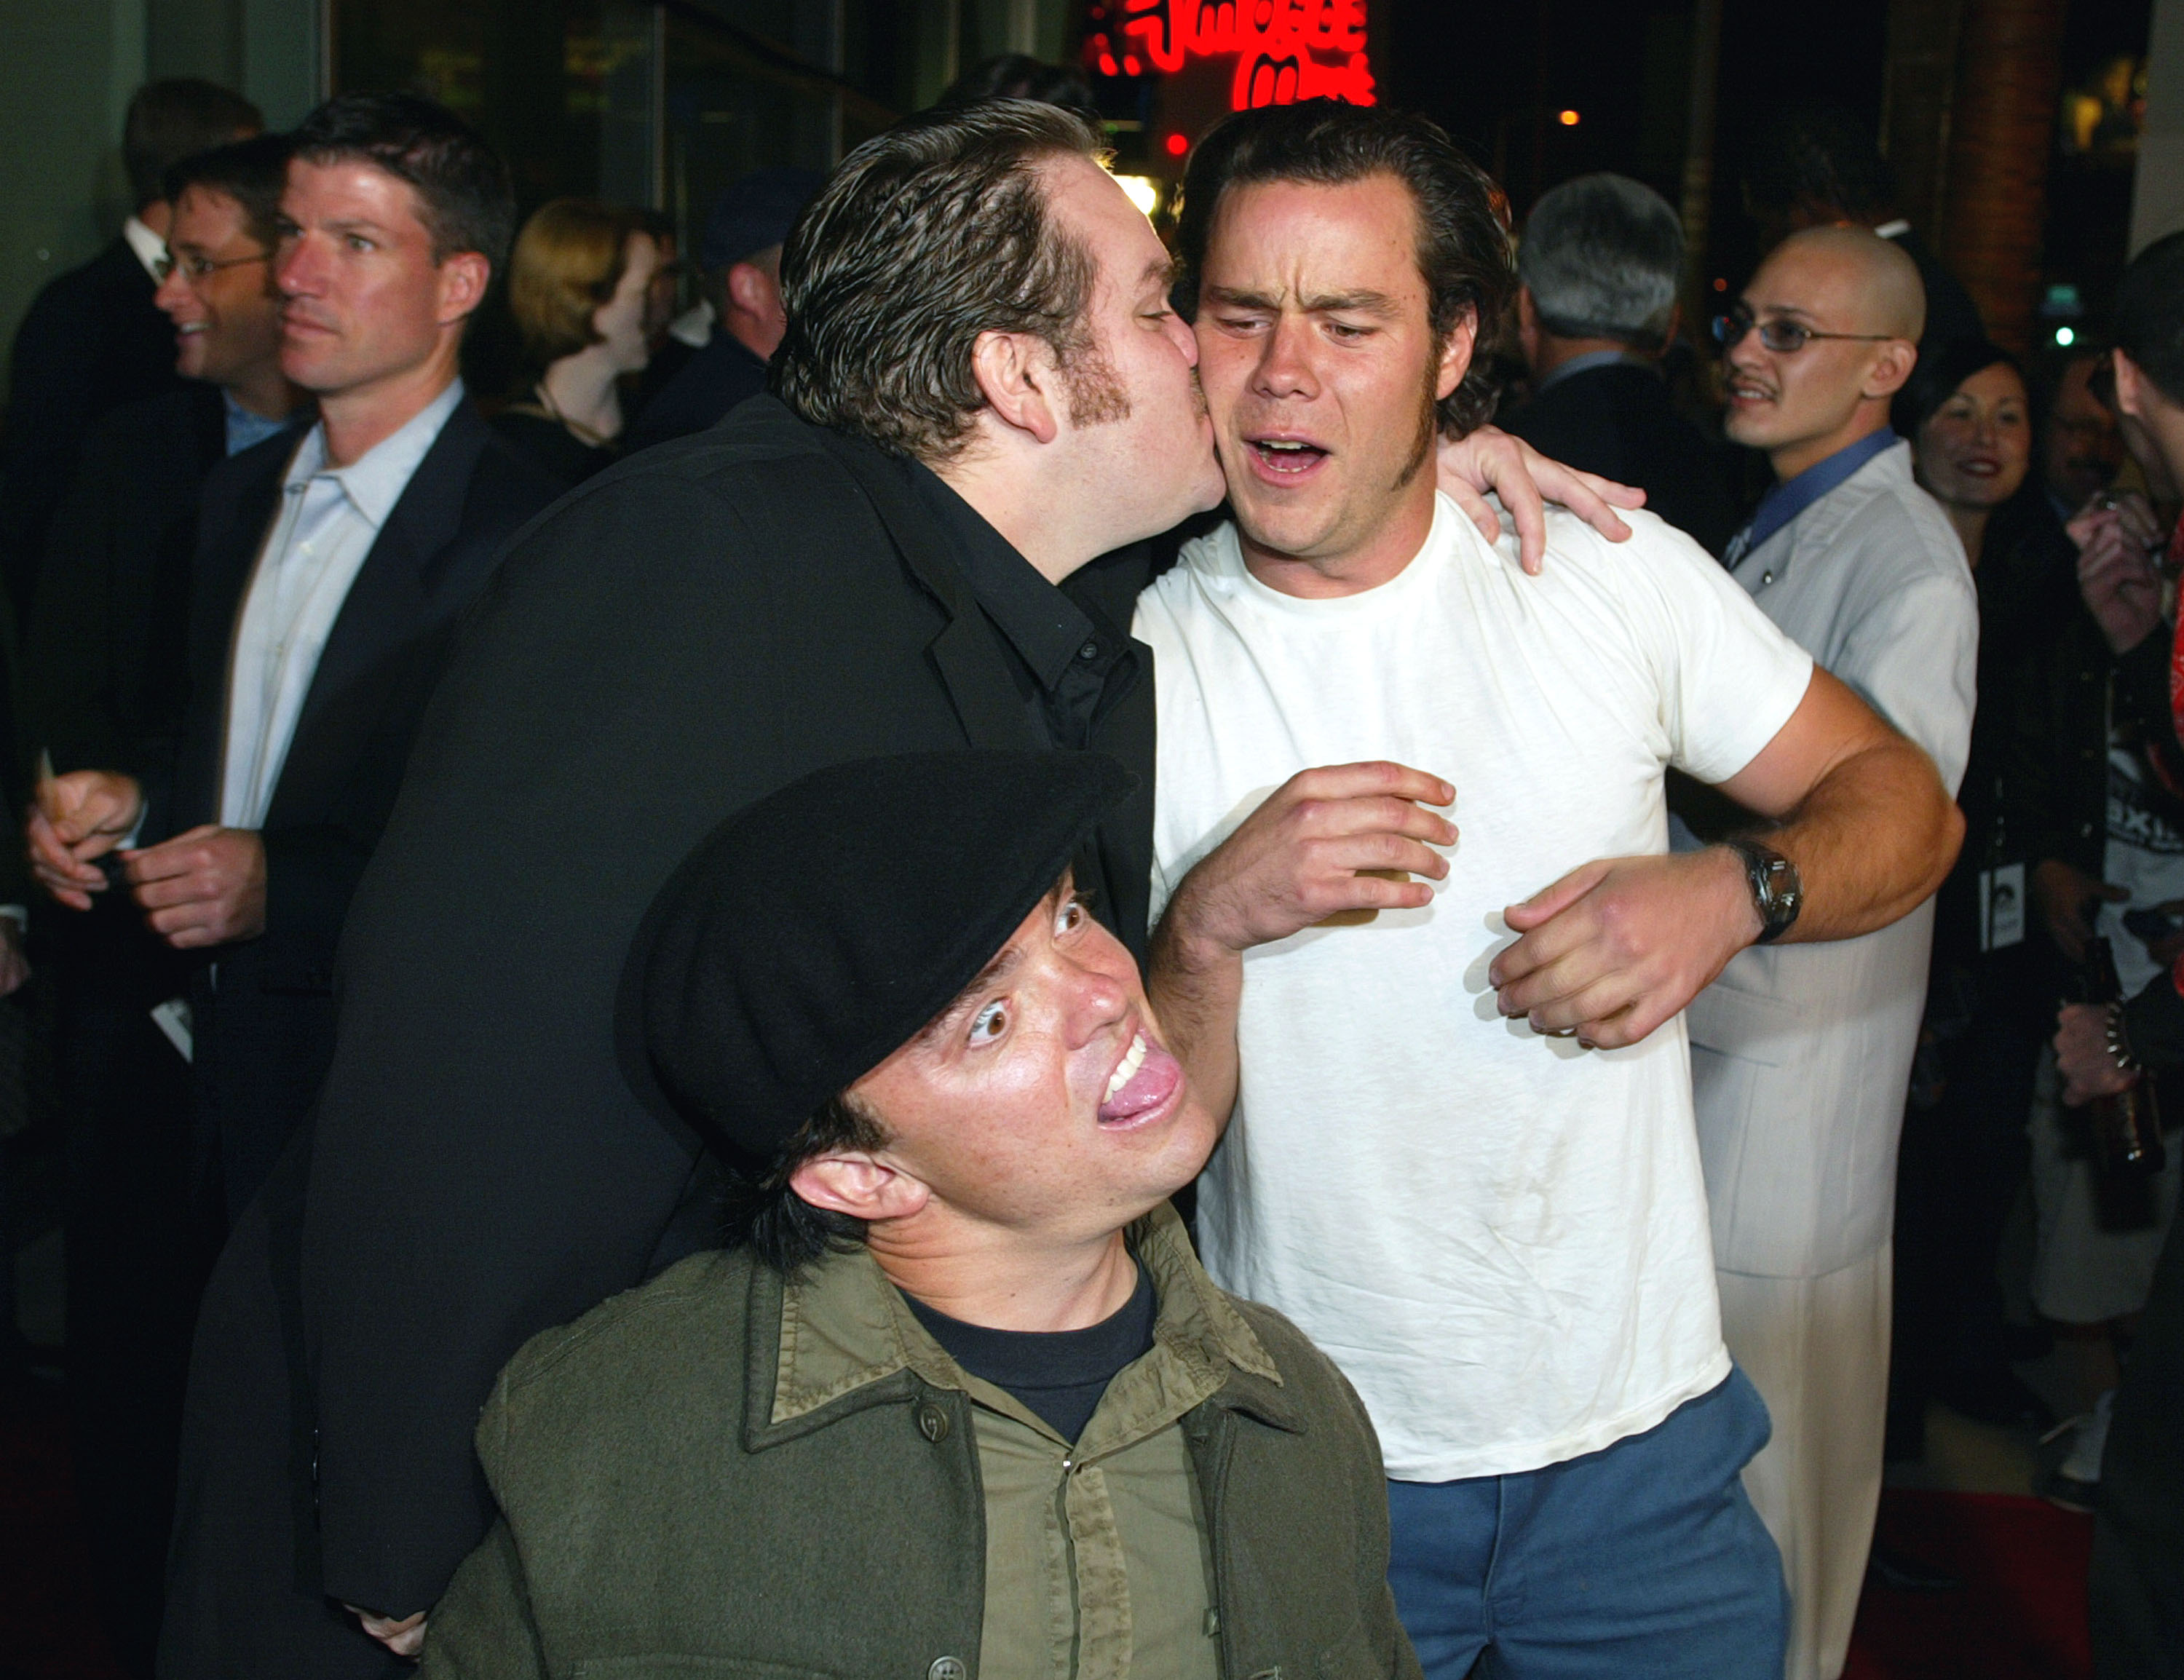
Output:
[{"xmin": 1684, "ymin": 438, "xmax": 1977, "ymax": 1278}]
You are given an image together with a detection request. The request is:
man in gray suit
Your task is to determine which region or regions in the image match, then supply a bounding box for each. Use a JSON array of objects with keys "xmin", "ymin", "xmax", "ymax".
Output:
[{"xmin": 1684, "ymin": 225, "xmax": 1977, "ymax": 1680}]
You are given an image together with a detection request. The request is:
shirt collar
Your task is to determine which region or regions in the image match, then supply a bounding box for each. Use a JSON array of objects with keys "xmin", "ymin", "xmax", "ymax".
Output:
[
  {"xmin": 122, "ymin": 215, "xmax": 167, "ymax": 283},
  {"xmin": 1534, "ymin": 347, "xmax": 1650, "ymax": 395},
  {"xmin": 223, "ymin": 390, "xmax": 293, "ymax": 456},
  {"xmin": 767, "ymin": 1201, "xmax": 1278, "ymax": 1433},
  {"xmin": 284, "ymin": 378, "xmax": 465, "ymax": 528},
  {"xmin": 1741, "ymin": 427, "xmax": 1900, "ymax": 560},
  {"xmin": 902, "ymin": 459, "xmax": 1094, "ymax": 691}
]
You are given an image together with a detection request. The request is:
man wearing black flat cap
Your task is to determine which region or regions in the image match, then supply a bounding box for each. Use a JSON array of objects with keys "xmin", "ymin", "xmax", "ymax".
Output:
[
  {"xmin": 419, "ymin": 750, "xmax": 1421, "ymax": 1680},
  {"xmin": 620, "ymin": 166, "xmax": 823, "ymax": 451}
]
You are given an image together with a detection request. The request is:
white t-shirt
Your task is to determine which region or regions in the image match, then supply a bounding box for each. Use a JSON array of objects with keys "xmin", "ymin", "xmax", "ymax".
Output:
[{"xmin": 1135, "ymin": 494, "xmax": 1814, "ymax": 1481}]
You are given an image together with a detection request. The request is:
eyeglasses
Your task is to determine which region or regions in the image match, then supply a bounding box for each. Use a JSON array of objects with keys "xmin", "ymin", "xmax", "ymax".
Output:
[
  {"xmin": 152, "ymin": 250, "xmax": 271, "ymax": 284},
  {"xmin": 1712, "ymin": 306, "xmax": 1896, "ymax": 354}
]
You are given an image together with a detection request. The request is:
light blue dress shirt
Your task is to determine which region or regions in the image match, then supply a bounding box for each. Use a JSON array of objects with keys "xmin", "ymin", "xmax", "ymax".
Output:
[{"xmin": 219, "ymin": 379, "xmax": 463, "ymax": 828}]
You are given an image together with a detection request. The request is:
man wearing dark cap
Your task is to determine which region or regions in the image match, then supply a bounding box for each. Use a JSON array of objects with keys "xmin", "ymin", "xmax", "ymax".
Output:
[
  {"xmin": 419, "ymin": 750, "xmax": 1420, "ymax": 1680},
  {"xmin": 620, "ymin": 166, "xmax": 823, "ymax": 451}
]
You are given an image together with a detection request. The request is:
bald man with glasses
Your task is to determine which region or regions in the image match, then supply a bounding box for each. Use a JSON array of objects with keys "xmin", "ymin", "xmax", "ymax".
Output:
[{"xmin": 1676, "ymin": 224, "xmax": 1977, "ymax": 1680}]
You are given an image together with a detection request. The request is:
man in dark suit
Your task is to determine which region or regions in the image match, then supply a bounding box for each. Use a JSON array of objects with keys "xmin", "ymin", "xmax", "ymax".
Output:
[
  {"xmin": 1500, "ymin": 173, "xmax": 1742, "ymax": 559},
  {"xmin": 619, "ymin": 167, "xmax": 821, "ymax": 451},
  {"xmin": 31, "ymin": 92, "xmax": 558, "ymax": 1220},
  {"xmin": 29, "ymin": 98, "xmax": 557, "ymax": 1679},
  {"xmin": 0, "ymin": 78, "xmax": 262, "ymax": 617},
  {"xmin": 135, "ymin": 99, "xmax": 1626, "ymax": 1677},
  {"xmin": 16, "ymin": 131, "xmax": 306, "ymax": 1680}
]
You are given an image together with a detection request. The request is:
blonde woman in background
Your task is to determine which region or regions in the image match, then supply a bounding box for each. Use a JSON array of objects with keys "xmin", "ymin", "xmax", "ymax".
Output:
[{"xmin": 496, "ymin": 198, "xmax": 663, "ymax": 486}]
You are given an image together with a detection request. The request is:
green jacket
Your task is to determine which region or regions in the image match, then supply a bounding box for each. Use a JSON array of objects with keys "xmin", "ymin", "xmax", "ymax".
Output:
[{"xmin": 422, "ymin": 1203, "xmax": 1421, "ymax": 1680}]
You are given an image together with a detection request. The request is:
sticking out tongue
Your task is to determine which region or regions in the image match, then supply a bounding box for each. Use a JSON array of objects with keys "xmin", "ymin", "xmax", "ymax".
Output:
[{"xmin": 1099, "ymin": 1043, "xmax": 1183, "ymax": 1125}]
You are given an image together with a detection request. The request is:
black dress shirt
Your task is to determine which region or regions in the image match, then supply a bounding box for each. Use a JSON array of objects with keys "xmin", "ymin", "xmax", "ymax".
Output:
[{"xmin": 904, "ymin": 461, "xmax": 1142, "ymax": 754}]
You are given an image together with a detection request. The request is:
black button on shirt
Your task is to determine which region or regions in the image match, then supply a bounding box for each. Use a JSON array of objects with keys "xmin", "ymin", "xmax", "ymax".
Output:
[
  {"xmin": 903, "ymin": 461, "xmax": 1139, "ymax": 753},
  {"xmin": 904, "ymin": 1261, "xmax": 1158, "ymax": 1443}
]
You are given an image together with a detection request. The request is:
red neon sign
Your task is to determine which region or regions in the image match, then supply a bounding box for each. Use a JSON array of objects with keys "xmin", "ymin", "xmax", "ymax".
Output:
[{"xmin": 1088, "ymin": 0, "xmax": 1374, "ymax": 111}]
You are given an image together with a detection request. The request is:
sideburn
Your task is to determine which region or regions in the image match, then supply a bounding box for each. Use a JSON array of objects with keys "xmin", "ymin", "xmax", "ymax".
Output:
[{"xmin": 1390, "ymin": 346, "xmax": 1444, "ymax": 492}]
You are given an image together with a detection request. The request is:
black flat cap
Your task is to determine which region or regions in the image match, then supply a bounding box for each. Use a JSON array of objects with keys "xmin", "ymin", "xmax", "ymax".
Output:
[
  {"xmin": 638, "ymin": 750, "xmax": 1134, "ymax": 1158},
  {"xmin": 698, "ymin": 166, "xmax": 825, "ymax": 272}
]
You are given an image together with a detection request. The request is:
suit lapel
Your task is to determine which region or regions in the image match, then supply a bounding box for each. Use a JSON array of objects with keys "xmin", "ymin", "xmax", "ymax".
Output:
[
  {"xmin": 175, "ymin": 445, "xmax": 293, "ymax": 827},
  {"xmin": 262, "ymin": 402, "xmax": 487, "ymax": 825},
  {"xmin": 809, "ymin": 425, "xmax": 1040, "ymax": 752}
]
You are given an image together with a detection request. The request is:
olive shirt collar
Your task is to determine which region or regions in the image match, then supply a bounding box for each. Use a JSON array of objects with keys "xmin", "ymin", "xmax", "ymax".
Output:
[{"xmin": 762, "ymin": 1201, "xmax": 1286, "ymax": 1451}]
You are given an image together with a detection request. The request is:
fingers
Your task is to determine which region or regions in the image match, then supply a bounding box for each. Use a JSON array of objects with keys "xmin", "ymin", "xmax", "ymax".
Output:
[
  {"xmin": 1535, "ymin": 461, "xmax": 1640, "ymax": 547},
  {"xmin": 1281, "ymin": 760, "xmax": 1455, "ymax": 812},
  {"xmin": 1288, "ymin": 793, "xmax": 1459, "ymax": 857},
  {"xmin": 1441, "ymin": 426, "xmax": 1551, "ymax": 574},
  {"xmin": 1511, "ymin": 472, "xmax": 1546, "ymax": 576},
  {"xmin": 40, "ymin": 771, "xmax": 139, "ymax": 847},
  {"xmin": 26, "ymin": 812, "xmax": 107, "ymax": 903},
  {"xmin": 1501, "ymin": 953, "xmax": 1632, "ymax": 1028},
  {"xmin": 1444, "ymin": 473, "xmax": 1505, "ymax": 549},
  {"xmin": 121, "ymin": 826, "xmax": 224, "ymax": 887},
  {"xmin": 1498, "ymin": 860, "xmax": 1613, "ymax": 940}
]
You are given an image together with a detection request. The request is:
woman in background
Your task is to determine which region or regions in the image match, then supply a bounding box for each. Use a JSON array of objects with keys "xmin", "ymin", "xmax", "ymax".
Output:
[
  {"xmin": 1888, "ymin": 338, "xmax": 2082, "ymax": 1470},
  {"xmin": 496, "ymin": 199, "xmax": 662, "ymax": 486}
]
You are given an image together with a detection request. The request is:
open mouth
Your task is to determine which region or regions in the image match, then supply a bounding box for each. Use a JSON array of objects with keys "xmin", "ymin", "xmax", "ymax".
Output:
[
  {"xmin": 1098, "ymin": 1027, "xmax": 1184, "ymax": 1128},
  {"xmin": 1246, "ymin": 436, "xmax": 1329, "ymax": 477}
]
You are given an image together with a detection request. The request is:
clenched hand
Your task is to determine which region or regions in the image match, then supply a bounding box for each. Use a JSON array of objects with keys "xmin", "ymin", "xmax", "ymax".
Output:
[{"xmin": 1489, "ymin": 847, "xmax": 1760, "ymax": 1049}]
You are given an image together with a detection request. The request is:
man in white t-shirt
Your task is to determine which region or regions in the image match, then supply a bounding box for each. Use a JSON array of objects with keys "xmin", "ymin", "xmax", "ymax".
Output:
[{"xmin": 1136, "ymin": 101, "xmax": 1964, "ymax": 1680}]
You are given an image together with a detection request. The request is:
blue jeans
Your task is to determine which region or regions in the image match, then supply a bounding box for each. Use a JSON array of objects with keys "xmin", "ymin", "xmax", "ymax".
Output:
[{"xmin": 1386, "ymin": 1368, "xmax": 1788, "ymax": 1679}]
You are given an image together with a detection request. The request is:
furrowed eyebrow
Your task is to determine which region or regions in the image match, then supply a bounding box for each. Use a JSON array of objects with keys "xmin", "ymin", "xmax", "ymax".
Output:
[
  {"xmin": 1299, "ymin": 289, "xmax": 1400, "ymax": 317},
  {"xmin": 1202, "ymin": 284, "xmax": 1400, "ymax": 317}
]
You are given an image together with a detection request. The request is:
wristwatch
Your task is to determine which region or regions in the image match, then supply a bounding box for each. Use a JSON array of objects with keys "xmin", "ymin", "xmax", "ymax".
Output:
[{"xmin": 1722, "ymin": 838, "xmax": 1803, "ymax": 945}]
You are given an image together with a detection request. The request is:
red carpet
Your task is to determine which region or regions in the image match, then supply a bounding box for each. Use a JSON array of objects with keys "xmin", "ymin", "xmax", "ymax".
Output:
[
  {"xmin": 0, "ymin": 1376, "xmax": 127, "ymax": 1680},
  {"xmin": 1846, "ymin": 1489, "xmax": 2094, "ymax": 1680}
]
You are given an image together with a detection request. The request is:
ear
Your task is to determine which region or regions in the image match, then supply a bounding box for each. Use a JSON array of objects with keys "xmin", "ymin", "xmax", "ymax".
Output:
[
  {"xmin": 1660, "ymin": 301, "xmax": 1682, "ymax": 359},
  {"xmin": 1436, "ymin": 305, "xmax": 1479, "ymax": 403},
  {"xmin": 789, "ymin": 1152, "xmax": 932, "ymax": 1224},
  {"xmin": 2114, "ymin": 349, "xmax": 2150, "ymax": 421},
  {"xmin": 435, "ymin": 251, "xmax": 491, "ymax": 326},
  {"xmin": 725, "ymin": 259, "xmax": 776, "ymax": 321},
  {"xmin": 1863, "ymin": 338, "xmax": 1918, "ymax": 401},
  {"xmin": 970, "ymin": 328, "xmax": 1062, "ymax": 445}
]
